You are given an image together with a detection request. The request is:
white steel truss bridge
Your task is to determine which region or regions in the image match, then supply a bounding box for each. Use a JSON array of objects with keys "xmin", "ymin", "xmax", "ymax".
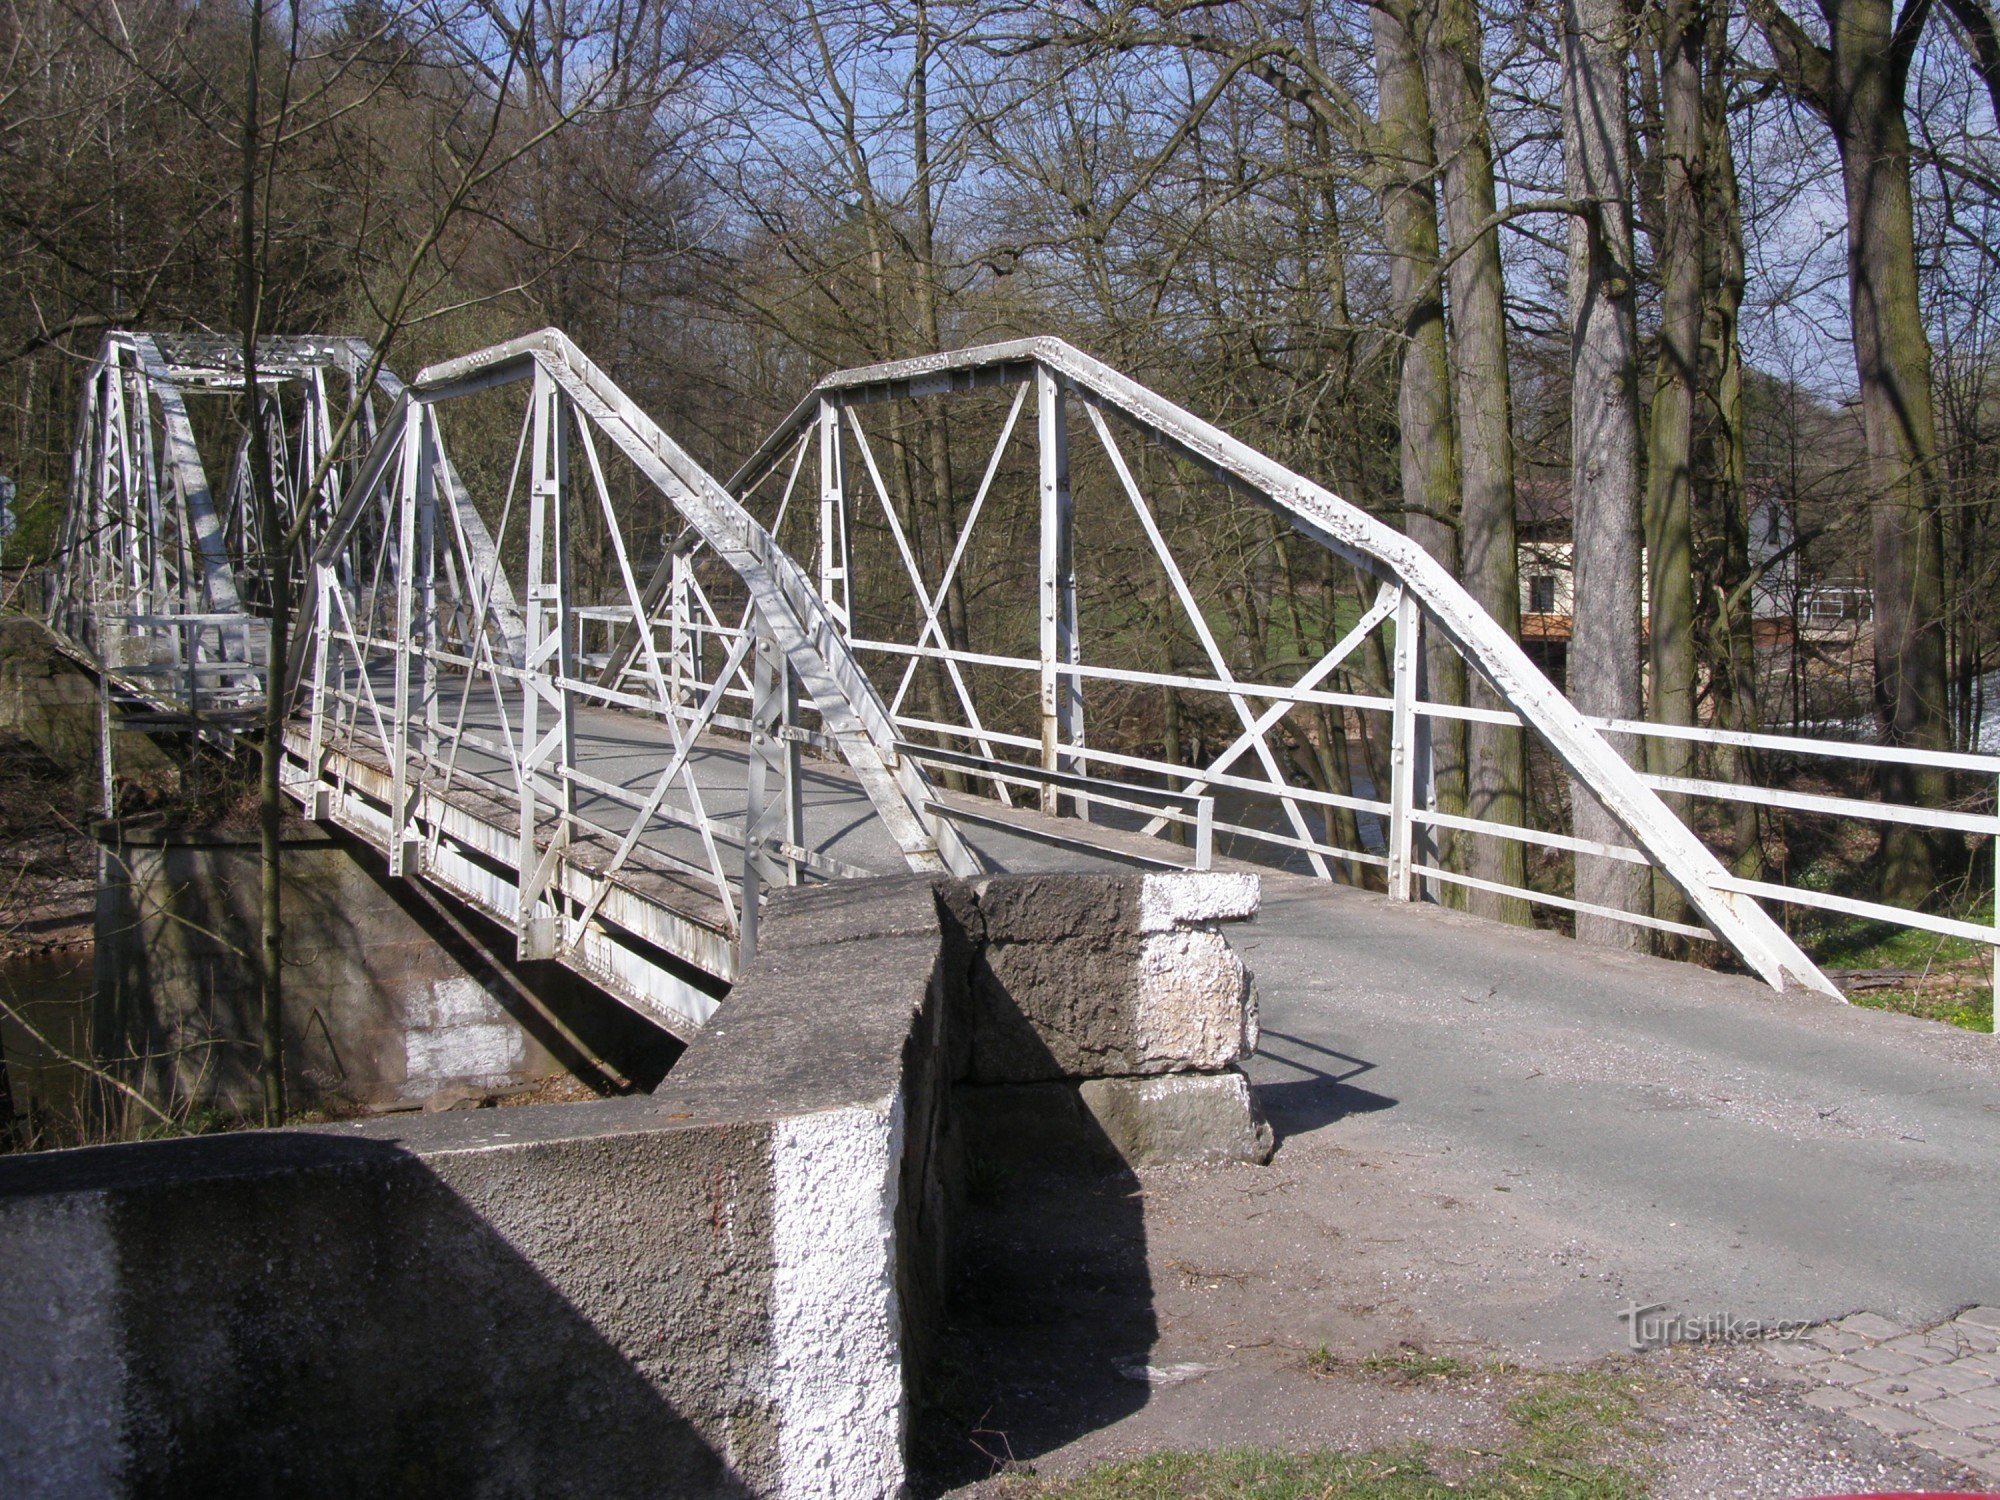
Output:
[{"xmin": 48, "ymin": 329, "xmax": 2000, "ymax": 1038}]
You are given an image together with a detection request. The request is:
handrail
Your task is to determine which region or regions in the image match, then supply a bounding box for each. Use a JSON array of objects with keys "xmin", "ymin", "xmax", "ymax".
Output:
[{"xmin": 744, "ymin": 337, "xmax": 1842, "ymax": 998}]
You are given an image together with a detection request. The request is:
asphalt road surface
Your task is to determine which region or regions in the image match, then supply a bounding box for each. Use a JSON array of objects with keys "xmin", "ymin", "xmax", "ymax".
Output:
[{"xmin": 1235, "ymin": 874, "xmax": 2000, "ymax": 1360}]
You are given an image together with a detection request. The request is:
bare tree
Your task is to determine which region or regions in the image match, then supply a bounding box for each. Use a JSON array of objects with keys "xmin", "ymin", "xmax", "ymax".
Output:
[
  {"xmin": 1373, "ymin": 0, "xmax": 1472, "ymax": 890},
  {"xmin": 1640, "ymin": 0, "xmax": 1706, "ymax": 932},
  {"xmin": 1424, "ymin": 0, "xmax": 1531, "ymax": 923},
  {"xmin": 1752, "ymin": 0, "xmax": 1960, "ymax": 902},
  {"xmin": 1561, "ymin": 0, "xmax": 1646, "ymax": 943}
]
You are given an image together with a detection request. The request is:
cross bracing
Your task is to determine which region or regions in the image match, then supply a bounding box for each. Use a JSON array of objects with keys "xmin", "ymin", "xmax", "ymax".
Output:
[{"xmin": 54, "ymin": 326, "xmax": 2000, "ymax": 1037}]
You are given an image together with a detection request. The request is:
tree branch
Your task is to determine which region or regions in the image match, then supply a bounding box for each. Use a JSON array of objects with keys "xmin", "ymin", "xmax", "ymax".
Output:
[{"xmin": 1744, "ymin": 0, "xmax": 1834, "ymax": 117}]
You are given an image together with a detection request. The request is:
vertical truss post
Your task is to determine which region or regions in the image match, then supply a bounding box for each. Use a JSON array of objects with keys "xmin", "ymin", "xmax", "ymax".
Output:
[
  {"xmin": 1413, "ymin": 634, "xmax": 1436, "ymax": 899},
  {"xmin": 781, "ymin": 656, "xmax": 803, "ymax": 877},
  {"xmin": 135, "ymin": 375, "xmax": 163, "ymax": 613},
  {"xmin": 1389, "ymin": 585, "xmax": 1422, "ymax": 901},
  {"xmin": 304, "ymin": 562, "xmax": 333, "ymax": 821},
  {"xmin": 668, "ymin": 539, "xmax": 696, "ymax": 710},
  {"xmin": 88, "ymin": 370, "xmax": 106, "ymax": 641},
  {"xmin": 308, "ymin": 367, "xmax": 338, "ymax": 539},
  {"xmin": 1037, "ymin": 366, "xmax": 1082, "ymax": 816},
  {"xmin": 388, "ymin": 403, "xmax": 428, "ymax": 878},
  {"xmin": 110, "ymin": 366, "xmax": 137, "ymax": 614},
  {"xmin": 416, "ymin": 422, "xmax": 440, "ymax": 768},
  {"xmin": 90, "ymin": 369, "xmax": 115, "ymax": 657},
  {"xmin": 739, "ymin": 619, "xmax": 802, "ymax": 965},
  {"xmin": 817, "ymin": 397, "xmax": 850, "ymax": 630},
  {"xmin": 517, "ymin": 368, "xmax": 574, "ymax": 959}
]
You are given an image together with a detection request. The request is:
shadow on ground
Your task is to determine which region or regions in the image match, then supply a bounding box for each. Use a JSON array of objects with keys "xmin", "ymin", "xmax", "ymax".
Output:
[
  {"xmin": 911, "ymin": 1052, "xmax": 1402, "ymax": 1493},
  {"xmin": 914, "ymin": 1165, "xmax": 1155, "ymax": 1493},
  {"xmin": 1252, "ymin": 1030, "xmax": 1398, "ymax": 1143}
]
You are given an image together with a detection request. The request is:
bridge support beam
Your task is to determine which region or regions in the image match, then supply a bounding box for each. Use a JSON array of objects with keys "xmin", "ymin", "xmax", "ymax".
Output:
[
  {"xmin": 739, "ymin": 622, "xmax": 802, "ymax": 964},
  {"xmin": 817, "ymin": 396, "xmax": 851, "ymax": 631},
  {"xmin": 1389, "ymin": 587, "xmax": 1425, "ymax": 901},
  {"xmin": 1036, "ymin": 367, "xmax": 1083, "ymax": 817},
  {"xmin": 516, "ymin": 368, "xmax": 579, "ymax": 958}
]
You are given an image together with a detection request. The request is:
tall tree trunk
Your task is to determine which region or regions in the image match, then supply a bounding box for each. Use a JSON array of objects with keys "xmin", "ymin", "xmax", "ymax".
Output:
[
  {"xmin": 240, "ymin": 0, "xmax": 286, "ymax": 1125},
  {"xmin": 1371, "ymin": 0, "xmax": 1469, "ymax": 897},
  {"xmin": 1752, "ymin": 0, "xmax": 1957, "ymax": 901},
  {"xmin": 1702, "ymin": 11, "xmax": 1767, "ymax": 880},
  {"xmin": 1424, "ymin": 0, "xmax": 1530, "ymax": 923},
  {"xmin": 1644, "ymin": 0, "xmax": 1707, "ymax": 936},
  {"xmin": 1564, "ymin": 0, "xmax": 1647, "ymax": 946},
  {"xmin": 1829, "ymin": 0, "xmax": 1956, "ymax": 899}
]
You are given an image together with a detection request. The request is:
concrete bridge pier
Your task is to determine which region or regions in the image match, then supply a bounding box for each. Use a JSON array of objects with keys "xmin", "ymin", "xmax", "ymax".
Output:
[{"xmin": 92, "ymin": 824, "xmax": 681, "ymax": 1124}]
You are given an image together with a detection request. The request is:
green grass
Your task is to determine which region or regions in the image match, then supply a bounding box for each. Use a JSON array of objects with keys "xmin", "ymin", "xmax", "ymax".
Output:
[
  {"xmin": 1359, "ymin": 1349, "xmax": 1475, "ymax": 1381},
  {"xmin": 1801, "ymin": 889, "xmax": 1990, "ymax": 969},
  {"xmin": 1792, "ymin": 886, "xmax": 1995, "ymax": 1034},
  {"xmin": 995, "ymin": 1371, "xmax": 1655, "ymax": 1499},
  {"xmin": 1847, "ymin": 983, "xmax": 1994, "ymax": 1031},
  {"xmin": 1306, "ymin": 1344, "xmax": 1478, "ymax": 1383}
]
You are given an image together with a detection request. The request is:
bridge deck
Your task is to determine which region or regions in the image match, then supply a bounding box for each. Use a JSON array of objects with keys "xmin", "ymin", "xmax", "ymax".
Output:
[
  {"xmin": 316, "ymin": 666, "xmax": 1192, "ymax": 877},
  {"xmin": 285, "ymin": 667, "xmax": 1206, "ymax": 1032}
]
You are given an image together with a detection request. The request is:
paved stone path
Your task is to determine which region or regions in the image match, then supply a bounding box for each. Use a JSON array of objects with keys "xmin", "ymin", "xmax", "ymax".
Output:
[{"xmin": 1766, "ymin": 1306, "xmax": 2000, "ymax": 1483}]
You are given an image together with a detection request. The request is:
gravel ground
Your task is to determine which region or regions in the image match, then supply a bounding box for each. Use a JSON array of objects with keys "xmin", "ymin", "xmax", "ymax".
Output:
[
  {"xmin": 926, "ymin": 1153, "xmax": 1982, "ymax": 1497},
  {"xmin": 920, "ymin": 876, "xmax": 2000, "ymax": 1495}
]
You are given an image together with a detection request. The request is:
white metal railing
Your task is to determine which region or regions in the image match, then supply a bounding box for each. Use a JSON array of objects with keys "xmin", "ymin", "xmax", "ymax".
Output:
[
  {"xmin": 733, "ymin": 337, "xmax": 1997, "ymax": 1026},
  {"xmin": 53, "ymin": 328, "xmax": 1995, "ymax": 1035},
  {"xmin": 284, "ymin": 330, "xmax": 974, "ymax": 1033}
]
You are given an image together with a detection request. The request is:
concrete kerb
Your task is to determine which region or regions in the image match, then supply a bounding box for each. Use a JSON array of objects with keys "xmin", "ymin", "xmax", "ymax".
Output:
[{"xmin": 0, "ymin": 869, "xmax": 1266, "ymax": 1499}]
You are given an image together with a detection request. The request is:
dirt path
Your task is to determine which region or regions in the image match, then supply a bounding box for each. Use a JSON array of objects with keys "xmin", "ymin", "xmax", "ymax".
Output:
[
  {"xmin": 925, "ymin": 876, "xmax": 2000, "ymax": 1495},
  {"xmin": 928, "ymin": 1147, "xmax": 1981, "ymax": 1497}
]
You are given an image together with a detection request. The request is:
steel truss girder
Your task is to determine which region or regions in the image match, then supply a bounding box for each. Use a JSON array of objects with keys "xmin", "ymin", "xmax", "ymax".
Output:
[
  {"xmin": 739, "ymin": 337, "xmax": 1838, "ymax": 999},
  {"xmin": 52, "ymin": 331, "xmax": 516, "ymax": 726},
  {"xmin": 307, "ymin": 328, "xmax": 973, "ymax": 882}
]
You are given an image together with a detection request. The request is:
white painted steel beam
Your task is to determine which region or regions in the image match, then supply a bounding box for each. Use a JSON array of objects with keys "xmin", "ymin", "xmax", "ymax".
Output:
[
  {"xmin": 408, "ymin": 330, "xmax": 975, "ymax": 881},
  {"xmin": 747, "ymin": 337, "xmax": 1844, "ymax": 998}
]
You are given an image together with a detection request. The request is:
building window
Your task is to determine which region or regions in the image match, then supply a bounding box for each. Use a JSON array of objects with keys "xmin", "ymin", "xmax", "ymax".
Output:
[{"xmin": 1528, "ymin": 575, "xmax": 1557, "ymax": 614}]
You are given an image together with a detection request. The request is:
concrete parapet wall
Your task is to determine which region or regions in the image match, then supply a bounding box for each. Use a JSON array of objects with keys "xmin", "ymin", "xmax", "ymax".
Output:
[
  {"xmin": 952, "ymin": 873, "xmax": 1259, "ymax": 1082},
  {"xmin": 1, "ymin": 870, "xmax": 1262, "ymax": 1498}
]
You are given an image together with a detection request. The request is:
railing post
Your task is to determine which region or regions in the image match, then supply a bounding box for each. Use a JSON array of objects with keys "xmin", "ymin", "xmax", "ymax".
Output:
[
  {"xmin": 1036, "ymin": 365, "xmax": 1082, "ymax": 816},
  {"xmin": 387, "ymin": 402, "xmax": 426, "ymax": 878},
  {"xmin": 1389, "ymin": 585, "xmax": 1420, "ymax": 901},
  {"xmin": 780, "ymin": 646, "xmax": 802, "ymax": 883},
  {"xmin": 1195, "ymin": 794, "xmax": 1214, "ymax": 871},
  {"xmin": 740, "ymin": 621, "xmax": 799, "ymax": 965},
  {"xmin": 818, "ymin": 397, "xmax": 850, "ymax": 631},
  {"xmin": 304, "ymin": 563, "xmax": 332, "ymax": 821},
  {"xmin": 517, "ymin": 367, "xmax": 572, "ymax": 958}
]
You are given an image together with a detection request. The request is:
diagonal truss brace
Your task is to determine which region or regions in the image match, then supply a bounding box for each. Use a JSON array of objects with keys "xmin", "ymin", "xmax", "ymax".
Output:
[
  {"xmin": 301, "ymin": 329, "xmax": 977, "ymax": 882},
  {"xmin": 742, "ymin": 337, "xmax": 1838, "ymax": 999}
]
